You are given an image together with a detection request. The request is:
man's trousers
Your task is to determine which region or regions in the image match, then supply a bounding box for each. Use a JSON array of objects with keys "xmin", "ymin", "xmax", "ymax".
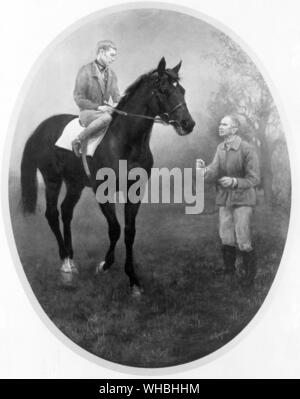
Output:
[{"xmin": 219, "ymin": 206, "xmax": 253, "ymax": 252}]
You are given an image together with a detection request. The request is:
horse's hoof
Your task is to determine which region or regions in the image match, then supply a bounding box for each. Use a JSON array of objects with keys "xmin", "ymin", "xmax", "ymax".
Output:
[
  {"xmin": 69, "ymin": 259, "xmax": 79, "ymax": 274},
  {"xmin": 131, "ymin": 285, "xmax": 143, "ymax": 298},
  {"xmin": 95, "ymin": 261, "xmax": 108, "ymax": 275},
  {"xmin": 61, "ymin": 258, "xmax": 79, "ymax": 274},
  {"xmin": 60, "ymin": 258, "xmax": 78, "ymax": 287},
  {"xmin": 60, "ymin": 271, "xmax": 77, "ymax": 288}
]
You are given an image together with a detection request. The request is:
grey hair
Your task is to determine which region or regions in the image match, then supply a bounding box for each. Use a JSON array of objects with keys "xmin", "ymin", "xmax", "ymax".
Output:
[
  {"xmin": 227, "ymin": 115, "xmax": 240, "ymax": 130},
  {"xmin": 96, "ymin": 40, "xmax": 117, "ymax": 54}
]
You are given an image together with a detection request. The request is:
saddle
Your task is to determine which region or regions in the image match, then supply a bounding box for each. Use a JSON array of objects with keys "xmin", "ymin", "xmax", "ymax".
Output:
[{"xmin": 55, "ymin": 117, "xmax": 106, "ymax": 157}]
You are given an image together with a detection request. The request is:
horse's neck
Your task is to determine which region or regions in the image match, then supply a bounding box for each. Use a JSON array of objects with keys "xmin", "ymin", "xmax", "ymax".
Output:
[{"xmin": 117, "ymin": 88, "xmax": 155, "ymax": 145}]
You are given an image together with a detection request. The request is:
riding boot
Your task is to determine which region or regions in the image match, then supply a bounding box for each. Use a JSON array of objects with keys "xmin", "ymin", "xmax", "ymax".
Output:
[
  {"xmin": 240, "ymin": 250, "xmax": 257, "ymax": 287},
  {"xmin": 71, "ymin": 114, "xmax": 111, "ymax": 157},
  {"xmin": 216, "ymin": 245, "xmax": 236, "ymax": 275},
  {"xmin": 71, "ymin": 123, "xmax": 99, "ymax": 157}
]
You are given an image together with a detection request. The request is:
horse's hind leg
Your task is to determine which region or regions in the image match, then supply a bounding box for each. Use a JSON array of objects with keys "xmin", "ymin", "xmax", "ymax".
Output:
[
  {"xmin": 96, "ymin": 202, "xmax": 121, "ymax": 273},
  {"xmin": 124, "ymin": 201, "xmax": 142, "ymax": 296},
  {"xmin": 44, "ymin": 175, "xmax": 67, "ymax": 260},
  {"xmin": 60, "ymin": 181, "xmax": 84, "ymax": 273},
  {"xmin": 61, "ymin": 181, "xmax": 84, "ymax": 258}
]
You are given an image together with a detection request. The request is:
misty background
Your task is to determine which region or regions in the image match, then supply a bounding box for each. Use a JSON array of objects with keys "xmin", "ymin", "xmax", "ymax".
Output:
[{"xmin": 10, "ymin": 8, "xmax": 290, "ymax": 209}]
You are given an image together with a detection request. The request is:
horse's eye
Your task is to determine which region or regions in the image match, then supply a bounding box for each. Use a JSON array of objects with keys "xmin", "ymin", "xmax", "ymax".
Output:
[{"xmin": 172, "ymin": 82, "xmax": 178, "ymax": 87}]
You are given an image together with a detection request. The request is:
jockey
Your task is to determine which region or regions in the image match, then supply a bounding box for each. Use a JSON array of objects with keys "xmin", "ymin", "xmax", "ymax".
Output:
[{"xmin": 72, "ymin": 40, "xmax": 121, "ymax": 157}]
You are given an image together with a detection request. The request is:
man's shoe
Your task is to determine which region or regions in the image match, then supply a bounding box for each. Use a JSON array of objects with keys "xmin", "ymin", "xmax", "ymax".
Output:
[
  {"xmin": 220, "ymin": 245, "xmax": 236, "ymax": 275},
  {"xmin": 240, "ymin": 250, "xmax": 257, "ymax": 287},
  {"xmin": 72, "ymin": 138, "xmax": 82, "ymax": 157}
]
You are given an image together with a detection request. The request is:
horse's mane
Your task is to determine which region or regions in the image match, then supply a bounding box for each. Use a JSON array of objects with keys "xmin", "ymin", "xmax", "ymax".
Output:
[
  {"xmin": 111, "ymin": 67, "xmax": 181, "ymax": 123},
  {"xmin": 115, "ymin": 69, "xmax": 156, "ymax": 111}
]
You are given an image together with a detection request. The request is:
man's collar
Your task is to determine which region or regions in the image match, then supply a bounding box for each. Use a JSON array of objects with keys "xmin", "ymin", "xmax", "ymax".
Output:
[
  {"xmin": 94, "ymin": 59, "xmax": 107, "ymax": 72},
  {"xmin": 221, "ymin": 135, "xmax": 241, "ymax": 151}
]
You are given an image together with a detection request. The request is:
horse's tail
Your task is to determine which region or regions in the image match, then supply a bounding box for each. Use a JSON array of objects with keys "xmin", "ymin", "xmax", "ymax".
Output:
[{"xmin": 21, "ymin": 135, "xmax": 38, "ymax": 214}]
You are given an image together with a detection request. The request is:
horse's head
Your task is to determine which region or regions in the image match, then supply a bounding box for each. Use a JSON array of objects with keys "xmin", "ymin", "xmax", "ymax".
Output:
[{"xmin": 150, "ymin": 57, "xmax": 195, "ymax": 136}]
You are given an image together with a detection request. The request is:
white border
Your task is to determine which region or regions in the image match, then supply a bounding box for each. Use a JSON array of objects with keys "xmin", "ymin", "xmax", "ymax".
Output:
[{"xmin": 1, "ymin": 0, "xmax": 300, "ymax": 378}]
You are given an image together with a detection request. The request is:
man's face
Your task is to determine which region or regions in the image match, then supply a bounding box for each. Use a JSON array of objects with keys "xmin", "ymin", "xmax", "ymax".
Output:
[
  {"xmin": 219, "ymin": 116, "xmax": 237, "ymax": 138},
  {"xmin": 97, "ymin": 47, "xmax": 117, "ymax": 67}
]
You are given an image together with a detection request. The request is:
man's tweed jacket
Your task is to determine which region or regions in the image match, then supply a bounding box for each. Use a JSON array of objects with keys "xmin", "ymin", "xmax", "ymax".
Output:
[{"xmin": 73, "ymin": 61, "xmax": 121, "ymax": 113}]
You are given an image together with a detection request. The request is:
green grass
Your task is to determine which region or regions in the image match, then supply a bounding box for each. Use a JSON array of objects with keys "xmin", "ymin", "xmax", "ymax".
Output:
[{"xmin": 9, "ymin": 177, "xmax": 289, "ymax": 367}]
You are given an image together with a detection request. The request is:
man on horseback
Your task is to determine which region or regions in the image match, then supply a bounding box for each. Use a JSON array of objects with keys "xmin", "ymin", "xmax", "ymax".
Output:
[
  {"xmin": 71, "ymin": 40, "xmax": 121, "ymax": 157},
  {"xmin": 21, "ymin": 56, "xmax": 195, "ymax": 291}
]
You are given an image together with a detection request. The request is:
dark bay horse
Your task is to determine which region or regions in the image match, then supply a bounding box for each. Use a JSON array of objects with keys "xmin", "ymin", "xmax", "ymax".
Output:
[{"xmin": 21, "ymin": 57, "xmax": 195, "ymax": 296}]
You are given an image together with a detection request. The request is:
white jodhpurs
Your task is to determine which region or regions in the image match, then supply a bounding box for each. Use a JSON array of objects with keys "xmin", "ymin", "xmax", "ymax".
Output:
[{"xmin": 219, "ymin": 206, "xmax": 254, "ymax": 252}]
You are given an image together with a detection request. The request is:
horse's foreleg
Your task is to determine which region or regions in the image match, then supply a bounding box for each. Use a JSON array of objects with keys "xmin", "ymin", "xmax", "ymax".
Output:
[
  {"xmin": 124, "ymin": 201, "xmax": 142, "ymax": 295},
  {"xmin": 97, "ymin": 202, "xmax": 121, "ymax": 273}
]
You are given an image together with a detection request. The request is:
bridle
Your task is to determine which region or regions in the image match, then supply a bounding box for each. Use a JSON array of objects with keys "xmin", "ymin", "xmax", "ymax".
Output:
[
  {"xmin": 160, "ymin": 101, "xmax": 186, "ymax": 128},
  {"xmin": 104, "ymin": 103, "xmax": 186, "ymax": 127},
  {"xmin": 104, "ymin": 91, "xmax": 186, "ymax": 127}
]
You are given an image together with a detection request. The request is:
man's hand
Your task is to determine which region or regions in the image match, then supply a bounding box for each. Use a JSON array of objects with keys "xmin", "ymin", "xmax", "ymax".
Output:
[
  {"xmin": 97, "ymin": 105, "xmax": 112, "ymax": 113},
  {"xmin": 218, "ymin": 176, "xmax": 236, "ymax": 188},
  {"xmin": 196, "ymin": 159, "xmax": 206, "ymax": 168}
]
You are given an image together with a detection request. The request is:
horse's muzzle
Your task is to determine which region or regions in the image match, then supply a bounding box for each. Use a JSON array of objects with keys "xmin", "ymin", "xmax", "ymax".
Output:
[{"xmin": 171, "ymin": 118, "xmax": 195, "ymax": 135}]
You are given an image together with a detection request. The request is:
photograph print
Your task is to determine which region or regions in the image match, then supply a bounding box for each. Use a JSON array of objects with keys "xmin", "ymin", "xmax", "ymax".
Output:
[{"xmin": 8, "ymin": 6, "xmax": 291, "ymax": 368}]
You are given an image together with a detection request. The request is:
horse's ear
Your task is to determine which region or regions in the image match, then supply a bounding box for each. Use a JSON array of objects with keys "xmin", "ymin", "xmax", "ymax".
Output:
[
  {"xmin": 157, "ymin": 57, "xmax": 166, "ymax": 76},
  {"xmin": 172, "ymin": 60, "xmax": 182, "ymax": 75}
]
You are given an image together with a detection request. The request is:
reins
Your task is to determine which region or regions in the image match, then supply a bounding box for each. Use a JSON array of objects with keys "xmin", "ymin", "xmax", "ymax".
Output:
[
  {"xmin": 105, "ymin": 101, "xmax": 185, "ymax": 125},
  {"xmin": 106, "ymin": 105, "xmax": 165, "ymax": 123},
  {"xmin": 81, "ymin": 101, "xmax": 186, "ymax": 180}
]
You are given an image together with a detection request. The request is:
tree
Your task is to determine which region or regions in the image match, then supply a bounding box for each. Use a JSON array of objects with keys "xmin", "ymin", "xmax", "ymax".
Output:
[{"xmin": 205, "ymin": 31, "xmax": 285, "ymax": 205}]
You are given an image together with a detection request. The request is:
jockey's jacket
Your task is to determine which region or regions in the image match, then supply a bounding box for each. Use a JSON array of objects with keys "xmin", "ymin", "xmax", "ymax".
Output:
[{"xmin": 73, "ymin": 61, "xmax": 121, "ymax": 111}]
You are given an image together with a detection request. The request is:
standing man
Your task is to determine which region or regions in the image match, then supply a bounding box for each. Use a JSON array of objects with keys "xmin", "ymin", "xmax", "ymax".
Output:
[
  {"xmin": 72, "ymin": 40, "xmax": 121, "ymax": 157},
  {"xmin": 198, "ymin": 115, "xmax": 260, "ymax": 286}
]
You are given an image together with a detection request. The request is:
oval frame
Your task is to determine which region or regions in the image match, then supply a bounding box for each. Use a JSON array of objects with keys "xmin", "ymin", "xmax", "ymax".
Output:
[{"xmin": 1, "ymin": 1, "xmax": 293, "ymax": 376}]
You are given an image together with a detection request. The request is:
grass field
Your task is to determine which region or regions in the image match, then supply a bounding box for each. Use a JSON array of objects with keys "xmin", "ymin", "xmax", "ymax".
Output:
[{"xmin": 9, "ymin": 176, "xmax": 290, "ymax": 367}]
